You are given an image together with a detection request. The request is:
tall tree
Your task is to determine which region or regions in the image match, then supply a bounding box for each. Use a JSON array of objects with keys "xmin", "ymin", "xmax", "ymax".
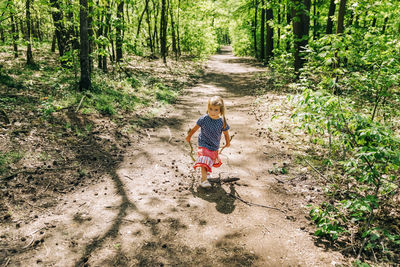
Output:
[
  {"xmin": 79, "ymin": 0, "xmax": 91, "ymax": 90},
  {"xmin": 260, "ymin": 0, "xmax": 265, "ymax": 61},
  {"xmin": 292, "ymin": 0, "xmax": 310, "ymax": 72},
  {"xmin": 170, "ymin": 0, "xmax": 178, "ymax": 59},
  {"xmin": 116, "ymin": 0, "xmax": 124, "ymax": 62},
  {"xmin": 10, "ymin": 5, "xmax": 18, "ymax": 58},
  {"xmin": 326, "ymin": 0, "xmax": 335, "ymax": 34},
  {"xmin": 160, "ymin": 0, "xmax": 167, "ymax": 63},
  {"xmin": 265, "ymin": 2, "xmax": 273, "ymax": 63},
  {"xmin": 49, "ymin": 0, "xmax": 69, "ymax": 66},
  {"xmin": 26, "ymin": 0, "xmax": 34, "ymax": 65},
  {"xmin": 336, "ymin": 0, "xmax": 347, "ymax": 34},
  {"xmin": 253, "ymin": 0, "xmax": 258, "ymax": 57}
]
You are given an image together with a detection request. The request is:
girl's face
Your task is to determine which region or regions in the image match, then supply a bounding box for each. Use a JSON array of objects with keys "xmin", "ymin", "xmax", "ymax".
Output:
[{"xmin": 208, "ymin": 105, "xmax": 221, "ymax": 119}]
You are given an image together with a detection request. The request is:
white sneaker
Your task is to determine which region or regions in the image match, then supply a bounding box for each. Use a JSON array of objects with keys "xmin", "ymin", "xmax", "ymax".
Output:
[{"xmin": 200, "ymin": 180, "xmax": 212, "ymax": 188}]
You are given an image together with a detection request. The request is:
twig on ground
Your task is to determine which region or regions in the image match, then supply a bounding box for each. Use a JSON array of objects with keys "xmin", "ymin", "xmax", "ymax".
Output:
[
  {"xmin": 124, "ymin": 175, "xmax": 133, "ymax": 181},
  {"xmin": 3, "ymin": 257, "xmax": 10, "ymax": 267},
  {"xmin": 42, "ymin": 182, "xmax": 51, "ymax": 193},
  {"xmin": 229, "ymin": 191, "xmax": 285, "ymax": 213},
  {"xmin": 304, "ymin": 159, "xmax": 330, "ymax": 182},
  {"xmin": 75, "ymin": 95, "xmax": 86, "ymax": 112}
]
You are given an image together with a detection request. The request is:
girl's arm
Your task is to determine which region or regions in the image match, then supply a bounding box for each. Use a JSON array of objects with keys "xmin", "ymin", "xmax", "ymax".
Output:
[
  {"xmin": 223, "ymin": 130, "xmax": 230, "ymax": 147},
  {"xmin": 186, "ymin": 125, "xmax": 200, "ymax": 143}
]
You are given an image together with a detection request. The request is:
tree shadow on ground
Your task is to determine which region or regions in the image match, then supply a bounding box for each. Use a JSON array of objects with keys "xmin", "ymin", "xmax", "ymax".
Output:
[{"xmin": 189, "ymin": 179, "xmax": 236, "ymax": 214}]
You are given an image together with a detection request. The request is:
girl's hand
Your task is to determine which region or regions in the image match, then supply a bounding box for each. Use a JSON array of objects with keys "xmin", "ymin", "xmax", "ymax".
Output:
[{"xmin": 185, "ymin": 136, "xmax": 191, "ymax": 143}]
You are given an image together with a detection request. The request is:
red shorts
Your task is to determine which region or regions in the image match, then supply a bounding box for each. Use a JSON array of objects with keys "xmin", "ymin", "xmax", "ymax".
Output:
[{"xmin": 193, "ymin": 147, "xmax": 222, "ymax": 173}]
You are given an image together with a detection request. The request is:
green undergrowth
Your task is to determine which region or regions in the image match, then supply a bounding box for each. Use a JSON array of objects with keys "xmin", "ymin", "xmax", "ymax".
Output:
[{"xmin": 256, "ymin": 33, "xmax": 400, "ymax": 265}]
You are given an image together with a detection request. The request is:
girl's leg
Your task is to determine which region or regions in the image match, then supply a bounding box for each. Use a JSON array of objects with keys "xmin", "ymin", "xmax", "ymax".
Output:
[{"xmin": 201, "ymin": 167, "xmax": 207, "ymax": 182}]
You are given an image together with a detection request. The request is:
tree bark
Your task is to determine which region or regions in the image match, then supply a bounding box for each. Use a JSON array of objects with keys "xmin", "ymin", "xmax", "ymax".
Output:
[
  {"xmin": 253, "ymin": 0, "xmax": 258, "ymax": 57},
  {"xmin": 88, "ymin": 1, "xmax": 93, "ymax": 73},
  {"xmin": 145, "ymin": 5, "xmax": 154, "ymax": 55},
  {"xmin": 292, "ymin": 0, "xmax": 310, "ymax": 72},
  {"xmin": 26, "ymin": 0, "xmax": 34, "ymax": 65},
  {"xmin": 336, "ymin": 0, "xmax": 347, "ymax": 34},
  {"xmin": 286, "ymin": 0, "xmax": 291, "ymax": 52},
  {"xmin": 176, "ymin": 0, "xmax": 181, "ymax": 56},
  {"xmin": 10, "ymin": 10, "xmax": 19, "ymax": 58},
  {"xmin": 51, "ymin": 32, "xmax": 56, "ymax": 52},
  {"xmin": 135, "ymin": 0, "xmax": 149, "ymax": 47},
  {"xmin": 49, "ymin": 0, "xmax": 68, "ymax": 65},
  {"xmin": 260, "ymin": 0, "xmax": 265, "ymax": 61},
  {"xmin": 277, "ymin": 0, "xmax": 281, "ymax": 48},
  {"xmin": 326, "ymin": 0, "xmax": 335, "ymax": 34},
  {"xmin": 116, "ymin": 0, "xmax": 124, "ymax": 62},
  {"xmin": 79, "ymin": 0, "xmax": 91, "ymax": 91},
  {"xmin": 265, "ymin": 5, "xmax": 273, "ymax": 63},
  {"xmin": 160, "ymin": 0, "xmax": 167, "ymax": 63},
  {"xmin": 382, "ymin": 17, "xmax": 388, "ymax": 34},
  {"xmin": 170, "ymin": 1, "xmax": 177, "ymax": 59}
]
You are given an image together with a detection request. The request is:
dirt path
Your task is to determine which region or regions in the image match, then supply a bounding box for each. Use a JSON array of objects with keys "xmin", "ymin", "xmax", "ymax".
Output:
[{"xmin": 5, "ymin": 47, "xmax": 345, "ymax": 266}]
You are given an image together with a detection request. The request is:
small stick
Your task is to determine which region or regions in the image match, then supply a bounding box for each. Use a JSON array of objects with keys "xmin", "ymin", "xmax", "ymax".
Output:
[
  {"xmin": 229, "ymin": 191, "xmax": 285, "ymax": 213},
  {"xmin": 304, "ymin": 159, "xmax": 330, "ymax": 182},
  {"xmin": 219, "ymin": 134, "xmax": 235, "ymax": 154},
  {"xmin": 166, "ymin": 126, "xmax": 172, "ymax": 142},
  {"xmin": 3, "ymin": 257, "xmax": 10, "ymax": 267},
  {"xmin": 75, "ymin": 95, "xmax": 86, "ymax": 112}
]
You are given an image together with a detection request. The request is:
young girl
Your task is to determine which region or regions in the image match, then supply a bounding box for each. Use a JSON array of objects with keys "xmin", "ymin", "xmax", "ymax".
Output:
[{"xmin": 185, "ymin": 96, "xmax": 230, "ymax": 188}]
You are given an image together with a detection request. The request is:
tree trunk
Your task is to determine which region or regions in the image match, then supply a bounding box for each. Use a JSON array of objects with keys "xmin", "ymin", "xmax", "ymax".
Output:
[
  {"xmin": 260, "ymin": 0, "xmax": 265, "ymax": 61},
  {"xmin": 326, "ymin": 0, "xmax": 335, "ymax": 34},
  {"xmin": 265, "ymin": 5, "xmax": 273, "ymax": 63},
  {"xmin": 292, "ymin": 0, "xmax": 310, "ymax": 72},
  {"xmin": 253, "ymin": 0, "xmax": 258, "ymax": 57},
  {"xmin": 277, "ymin": 0, "xmax": 281, "ymax": 49},
  {"xmin": 97, "ymin": 1, "xmax": 104, "ymax": 69},
  {"xmin": 116, "ymin": 0, "xmax": 124, "ymax": 62},
  {"xmin": 145, "ymin": 5, "xmax": 154, "ymax": 55},
  {"xmin": 66, "ymin": 0, "xmax": 78, "ymax": 50},
  {"xmin": 170, "ymin": 1, "xmax": 177, "ymax": 59},
  {"xmin": 313, "ymin": 0, "xmax": 318, "ymax": 39},
  {"xmin": 177, "ymin": 0, "xmax": 181, "ymax": 56},
  {"xmin": 51, "ymin": 32, "xmax": 56, "ymax": 52},
  {"xmin": 336, "ymin": 0, "xmax": 346, "ymax": 34},
  {"xmin": 160, "ymin": 0, "xmax": 167, "ymax": 63},
  {"xmin": 88, "ymin": 1, "xmax": 93, "ymax": 73},
  {"xmin": 153, "ymin": 0, "xmax": 160, "ymax": 53},
  {"xmin": 371, "ymin": 17, "xmax": 376, "ymax": 28},
  {"xmin": 382, "ymin": 17, "xmax": 388, "ymax": 34},
  {"xmin": 10, "ymin": 11, "xmax": 19, "ymax": 58},
  {"xmin": 49, "ymin": 0, "xmax": 68, "ymax": 65},
  {"xmin": 79, "ymin": 0, "xmax": 91, "ymax": 91},
  {"xmin": 135, "ymin": 0, "xmax": 149, "ymax": 47},
  {"xmin": 26, "ymin": 0, "xmax": 34, "ymax": 65},
  {"xmin": 286, "ymin": 0, "xmax": 291, "ymax": 52}
]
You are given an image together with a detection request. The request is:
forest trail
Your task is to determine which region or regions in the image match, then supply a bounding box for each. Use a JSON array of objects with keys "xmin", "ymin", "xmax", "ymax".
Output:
[{"xmin": 8, "ymin": 47, "xmax": 344, "ymax": 266}]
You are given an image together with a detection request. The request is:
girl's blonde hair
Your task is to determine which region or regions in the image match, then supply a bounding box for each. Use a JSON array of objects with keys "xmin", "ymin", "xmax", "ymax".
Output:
[{"xmin": 207, "ymin": 96, "xmax": 227, "ymax": 129}]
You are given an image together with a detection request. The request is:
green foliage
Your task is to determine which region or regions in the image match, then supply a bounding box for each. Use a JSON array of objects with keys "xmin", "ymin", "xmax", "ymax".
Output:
[{"xmin": 309, "ymin": 203, "xmax": 345, "ymax": 240}]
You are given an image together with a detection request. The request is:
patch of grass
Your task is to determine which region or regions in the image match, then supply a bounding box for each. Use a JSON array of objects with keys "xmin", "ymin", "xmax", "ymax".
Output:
[
  {"xmin": 155, "ymin": 83, "xmax": 178, "ymax": 104},
  {"xmin": 0, "ymin": 151, "xmax": 23, "ymax": 175}
]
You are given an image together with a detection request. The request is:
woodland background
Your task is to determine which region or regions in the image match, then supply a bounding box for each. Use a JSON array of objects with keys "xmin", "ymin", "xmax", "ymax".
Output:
[{"xmin": 0, "ymin": 0, "xmax": 399, "ymax": 265}]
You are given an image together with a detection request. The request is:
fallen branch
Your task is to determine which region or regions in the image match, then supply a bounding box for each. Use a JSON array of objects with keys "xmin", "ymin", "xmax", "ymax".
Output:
[
  {"xmin": 229, "ymin": 191, "xmax": 285, "ymax": 213},
  {"xmin": 304, "ymin": 159, "xmax": 330, "ymax": 182}
]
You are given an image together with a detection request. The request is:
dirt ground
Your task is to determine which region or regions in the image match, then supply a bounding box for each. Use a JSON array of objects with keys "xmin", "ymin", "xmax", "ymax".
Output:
[{"xmin": 0, "ymin": 47, "xmax": 348, "ymax": 266}]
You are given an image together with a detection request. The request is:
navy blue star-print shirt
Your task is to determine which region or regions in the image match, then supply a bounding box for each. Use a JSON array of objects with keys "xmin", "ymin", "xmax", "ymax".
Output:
[{"xmin": 197, "ymin": 114, "xmax": 230, "ymax": 151}]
